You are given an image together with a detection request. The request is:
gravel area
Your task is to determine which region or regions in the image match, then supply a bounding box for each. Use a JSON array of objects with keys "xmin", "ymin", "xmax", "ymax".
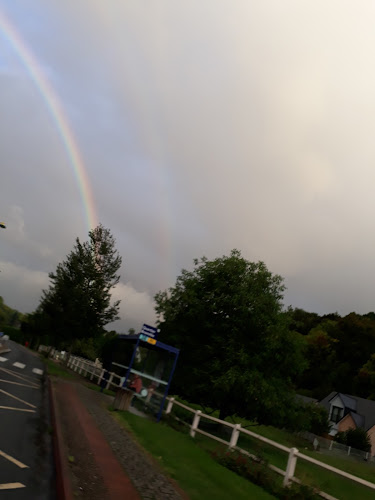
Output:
[{"xmin": 74, "ymin": 384, "xmax": 184, "ymax": 500}]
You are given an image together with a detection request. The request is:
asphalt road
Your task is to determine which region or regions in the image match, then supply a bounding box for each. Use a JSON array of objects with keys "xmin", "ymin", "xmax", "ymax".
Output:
[{"xmin": 0, "ymin": 341, "xmax": 55, "ymax": 499}]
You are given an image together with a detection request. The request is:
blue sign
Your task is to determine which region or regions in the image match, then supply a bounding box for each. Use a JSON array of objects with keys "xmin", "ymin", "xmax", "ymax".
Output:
[{"xmin": 140, "ymin": 324, "xmax": 159, "ymax": 339}]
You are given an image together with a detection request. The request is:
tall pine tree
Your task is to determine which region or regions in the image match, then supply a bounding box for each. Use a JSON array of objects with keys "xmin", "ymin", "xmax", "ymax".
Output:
[{"xmin": 39, "ymin": 224, "xmax": 122, "ymax": 347}]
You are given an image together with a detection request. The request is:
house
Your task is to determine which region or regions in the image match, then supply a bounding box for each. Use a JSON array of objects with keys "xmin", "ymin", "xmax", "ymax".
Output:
[{"xmin": 319, "ymin": 392, "xmax": 375, "ymax": 455}]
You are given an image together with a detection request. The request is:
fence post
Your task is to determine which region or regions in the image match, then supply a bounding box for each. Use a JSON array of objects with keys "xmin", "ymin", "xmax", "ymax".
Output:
[
  {"xmin": 146, "ymin": 387, "xmax": 154, "ymax": 403},
  {"xmin": 90, "ymin": 366, "xmax": 95, "ymax": 381},
  {"xmin": 229, "ymin": 423, "xmax": 241, "ymax": 449},
  {"xmin": 166, "ymin": 397, "xmax": 175, "ymax": 414},
  {"xmin": 348, "ymin": 446, "xmax": 351, "ymax": 456},
  {"xmin": 98, "ymin": 369, "xmax": 105, "ymax": 386},
  {"xmin": 190, "ymin": 410, "xmax": 202, "ymax": 438},
  {"xmin": 106, "ymin": 372, "xmax": 114, "ymax": 390},
  {"xmin": 329, "ymin": 440, "xmax": 333, "ymax": 450},
  {"xmin": 283, "ymin": 447, "xmax": 298, "ymax": 487}
]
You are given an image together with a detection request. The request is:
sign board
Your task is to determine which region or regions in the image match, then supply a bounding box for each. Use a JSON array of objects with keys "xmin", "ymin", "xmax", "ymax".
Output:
[
  {"xmin": 140, "ymin": 324, "xmax": 159, "ymax": 339},
  {"xmin": 139, "ymin": 334, "xmax": 157, "ymax": 345}
]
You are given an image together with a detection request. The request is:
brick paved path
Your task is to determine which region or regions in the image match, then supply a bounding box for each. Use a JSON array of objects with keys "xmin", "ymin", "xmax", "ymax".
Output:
[{"xmin": 53, "ymin": 380, "xmax": 183, "ymax": 500}]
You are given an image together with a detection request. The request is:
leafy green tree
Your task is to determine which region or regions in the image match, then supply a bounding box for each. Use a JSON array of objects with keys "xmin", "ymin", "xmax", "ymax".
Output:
[
  {"xmin": 155, "ymin": 250, "xmax": 306, "ymax": 423},
  {"xmin": 356, "ymin": 353, "xmax": 375, "ymax": 398},
  {"xmin": 334, "ymin": 313, "xmax": 375, "ymax": 393},
  {"xmin": 297, "ymin": 321, "xmax": 339, "ymax": 399},
  {"xmin": 0, "ymin": 296, "xmax": 24, "ymax": 329},
  {"xmin": 288, "ymin": 308, "xmax": 322, "ymax": 336},
  {"xmin": 38, "ymin": 224, "xmax": 122, "ymax": 348}
]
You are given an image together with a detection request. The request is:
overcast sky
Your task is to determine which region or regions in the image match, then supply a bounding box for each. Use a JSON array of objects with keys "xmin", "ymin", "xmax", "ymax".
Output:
[{"xmin": 1, "ymin": 0, "xmax": 375, "ymax": 332}]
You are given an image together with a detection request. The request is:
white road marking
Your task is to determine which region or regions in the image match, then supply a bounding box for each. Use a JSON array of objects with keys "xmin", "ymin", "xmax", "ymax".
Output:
[
  {"xmin": 0, "ymin": 406, "xmax": 35, "ymax": 413},
  {"xmin": 0, "ymin": 483, "xmax": 26, "ymax": 490},
  {"xmin": 0, "ymin": 367, "xmax": 39, "ymax": 388},
  {"xmin": 32, "ymin": 368, "xmax": 43, "ymax": 375},
  {"xmin": 0, "ymin": 357, "xmax": 8, "ymax": 362},
  {"xmin": 12, "ymin": 362, "xmax": 25, "ymax": 369},
  {"xmin": 0, "ymin": 388, "xmax": 36, "ymax": 408},
  {"xmin": 0, "ymin": 450, "xmax": 28, "ymax": 468},
  {"xmin": 0, "ymin": 378, "xmax": 38, "ymax": 389}
]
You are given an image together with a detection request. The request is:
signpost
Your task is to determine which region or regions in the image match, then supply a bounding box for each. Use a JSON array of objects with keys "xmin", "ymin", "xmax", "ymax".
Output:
[{"xmin": 140, "ymin": 324, "xmax": 159, "ymax": 339}]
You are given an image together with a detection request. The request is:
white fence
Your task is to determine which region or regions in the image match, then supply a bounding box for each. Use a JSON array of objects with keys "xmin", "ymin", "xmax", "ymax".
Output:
[
  {"xmin": 164, "ymin": 398, "xmax": 375, "ymax": 499},
  {"xmin": 42, "ymin": 347, "xmax": 375, "ymax": 499},
  {"xmin": 299, "ymin": 430, "xmax": 373, "ymax": 463}
]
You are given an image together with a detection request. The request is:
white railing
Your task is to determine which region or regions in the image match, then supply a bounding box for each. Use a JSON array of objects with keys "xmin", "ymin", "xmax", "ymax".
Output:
[
  {"xmin": 67, "ymin": 355, "xmax": 123, "ymax": 390},
  {"xmin": 299, "ymin": 430, "xmax": 373, "ymax": 462},
  {"xmin": 43, "ymin": 348, "xmax": 375, "ymax": 499},
  {"xmin": 164, "ymin": 399, "xmax": 375, "ymax": 499}
]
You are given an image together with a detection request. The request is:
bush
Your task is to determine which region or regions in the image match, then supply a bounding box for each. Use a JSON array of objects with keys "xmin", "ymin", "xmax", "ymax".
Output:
[
  {"xmin": 335, "ymin": 427, "xmax": 371, "ymax": 452},
  {"xmin": 212, "ymin": 448, "xmax": 320, "ymax": 499}
]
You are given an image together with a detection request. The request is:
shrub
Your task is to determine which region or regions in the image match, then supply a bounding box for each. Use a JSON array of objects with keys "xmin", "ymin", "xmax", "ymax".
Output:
[
  {"xmin": 335, "ymin": 427, "xmax": 371, "ymax": 452},
  {"xmin": 212, "ymin": 448, "xmax": 320, "ymax": 499}
]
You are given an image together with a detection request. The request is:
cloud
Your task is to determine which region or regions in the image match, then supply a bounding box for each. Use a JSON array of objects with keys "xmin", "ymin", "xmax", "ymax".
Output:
[
  {"xmin": 2, "ymin": 0, "xmax": 375, "ymax": 325},
  {"xmin": 109, "ymin": 282, "xmax": 157, "ymax": 333},
  {"xmin": 0, "ymin": 260, "xmax": 49, "ymax": 313}
]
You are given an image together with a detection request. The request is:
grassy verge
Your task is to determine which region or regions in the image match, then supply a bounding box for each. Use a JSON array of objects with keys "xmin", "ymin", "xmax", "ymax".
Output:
[
  {"xmin": 44, "ymin": 358, "xmax": 116, "ymax": 397},
  {"xmin": 114, "ymin": 410, "xmax": 276, "ymax": 500},
  {"xmin": 86, "ymin": 383, "xmax": 116, "ymax": 397},
  {"xmin": 43, "ymin": 358, "xmax": 77, "ymax": 380}
]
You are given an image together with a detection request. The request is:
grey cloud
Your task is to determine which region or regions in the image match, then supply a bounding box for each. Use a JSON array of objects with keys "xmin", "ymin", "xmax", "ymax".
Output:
[{"xmin": 2, "ymin": 1, "xmax": 375, "ymax": 332}]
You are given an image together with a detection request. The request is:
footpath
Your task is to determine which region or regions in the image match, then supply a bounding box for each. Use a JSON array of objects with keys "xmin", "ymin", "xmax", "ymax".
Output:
[{"xmin": 50, "ymin": 376, "xmax": 184, "ymax": 500}]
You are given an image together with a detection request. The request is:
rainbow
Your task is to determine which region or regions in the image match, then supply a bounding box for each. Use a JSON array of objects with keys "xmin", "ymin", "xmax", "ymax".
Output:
[{"xmin": 0, "ymin": 9, "xmax": 97, "ymax": 231}]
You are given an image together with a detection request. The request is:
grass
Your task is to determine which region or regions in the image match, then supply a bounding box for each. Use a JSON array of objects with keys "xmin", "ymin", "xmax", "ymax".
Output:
[
  {"xmin": 86, "ymin": 383, "xmax": 116, "ymax": 397},
  {"xmin": 44, "ymin": 358, "xmax": 116, "ymax": 397},
  {"xmin": 166, "ymin": 403, "xmax": 375, "ymax": 499},
  {"xmin": 43, "ymin": 358, "xmax": 77, "ymax": 380},
  {"xmin": 114, "ymin": 410, "xmax": 276, "ymax": 500}
]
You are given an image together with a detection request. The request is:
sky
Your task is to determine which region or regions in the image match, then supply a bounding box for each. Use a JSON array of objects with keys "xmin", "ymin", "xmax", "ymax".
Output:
[{"xmin": 1, "ymin": 0, "xmax": 375, "ymax": 333}]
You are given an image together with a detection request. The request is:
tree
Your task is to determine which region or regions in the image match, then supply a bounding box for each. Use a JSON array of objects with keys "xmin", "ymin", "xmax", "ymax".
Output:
[
  {"xmin": 296, "ymin": 321, "xmax": 339, "ymax": 399},
  {"xmin": 155, "ymin": 250, "xmax": 306, "ymax": 424},
  {"xmin": 288, "ymin": 307, "xmax": 322, "ymax": 336},
  {"xmin": 38, "ymin": 224, "xmax": 122, "ymax": 348}
]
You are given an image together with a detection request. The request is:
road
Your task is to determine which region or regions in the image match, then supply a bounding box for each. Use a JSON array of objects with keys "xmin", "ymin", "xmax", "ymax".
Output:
[{"xmin": 0, "ymin": 341, "xmax": 55, "ymax": 499}]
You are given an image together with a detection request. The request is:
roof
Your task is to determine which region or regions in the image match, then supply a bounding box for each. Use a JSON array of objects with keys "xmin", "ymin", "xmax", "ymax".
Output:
[
  {"xmin": 340, "ymin": 394, "xmax": 357, "ymax": 411},
  {"xmin": 350, "ymin": 412, "xmax": 365, "ymax": 428},
  {"xmin": 296, "ymin": 394, "xmax": 318, "ymax": 405},
  {"xmin": 319, "ymin": 391, "xmax": 375, "ymax": 431}
]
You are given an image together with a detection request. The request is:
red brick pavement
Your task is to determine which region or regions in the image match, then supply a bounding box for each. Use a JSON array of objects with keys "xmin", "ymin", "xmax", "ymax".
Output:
[{"xmin": 52, "ymin": 381, "xmax": 141, "ymax": 500}]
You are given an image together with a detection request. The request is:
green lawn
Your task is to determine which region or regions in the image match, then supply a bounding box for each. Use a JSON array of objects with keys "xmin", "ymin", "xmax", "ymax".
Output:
[{"xmin": 115, "ymin": 410, "xmax": 276, "ymax": 500}]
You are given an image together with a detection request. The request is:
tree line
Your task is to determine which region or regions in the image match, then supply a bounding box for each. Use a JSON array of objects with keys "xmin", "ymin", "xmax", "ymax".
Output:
[{"xmin": 4, "ymin": 225, "xmax": 375, "ymax": 435}]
